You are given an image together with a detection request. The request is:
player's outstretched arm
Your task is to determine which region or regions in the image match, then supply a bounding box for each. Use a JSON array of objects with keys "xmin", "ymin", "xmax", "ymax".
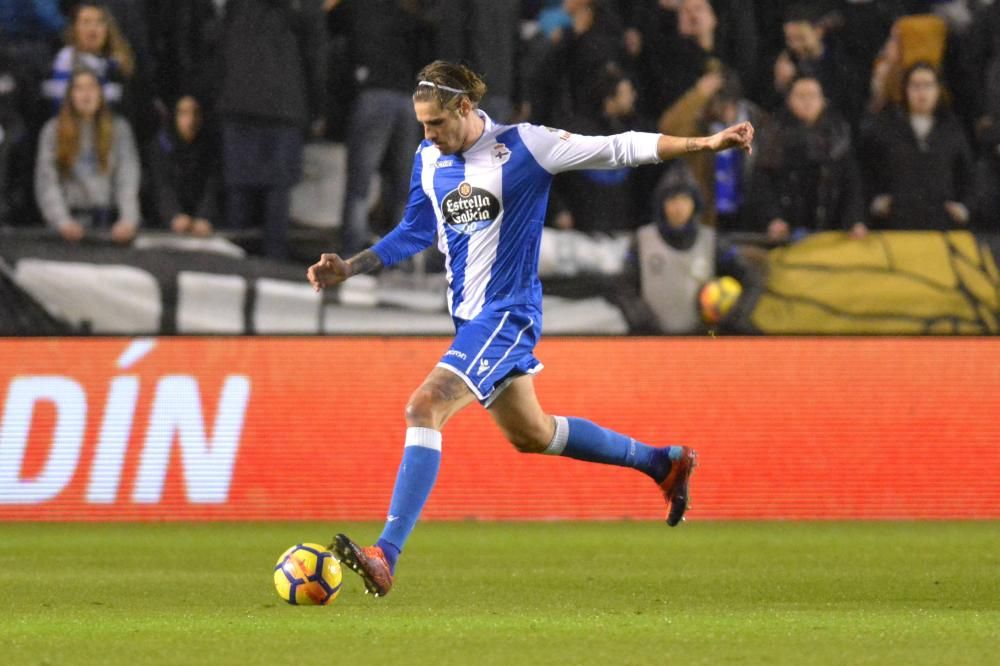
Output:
[
  {"xmin": 307, "ymin": 249, "xmax": 383, "ymax": 291},
  {"xmin": 656, "ymin": 121, "xmax": 755, "ymax": 161}
]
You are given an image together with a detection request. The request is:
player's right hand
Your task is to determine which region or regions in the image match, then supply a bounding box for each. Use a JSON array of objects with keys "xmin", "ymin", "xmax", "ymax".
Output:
[
  {"xmin": 710, "ymin": 121, "xmax": 755, "ymax": 155},
  {"xmin": 307, "ymin": 253, "xmax": 353, "ymax": 291}
]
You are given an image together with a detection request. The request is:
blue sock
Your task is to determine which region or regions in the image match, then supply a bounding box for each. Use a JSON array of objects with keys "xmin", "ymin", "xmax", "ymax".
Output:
[
  {"xmin": 376, "ymin": 427, "xmax": 442, "ymax": 573},
  {"xmin": 547, "ymin": 416, "xmax": 682, "ymax": 483}
]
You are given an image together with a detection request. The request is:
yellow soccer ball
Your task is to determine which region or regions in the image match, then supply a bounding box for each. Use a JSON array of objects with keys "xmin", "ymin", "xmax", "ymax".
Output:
[
  {"xmin": 273, "ymin": 543, "xmax": 343, "ymax": 605},
  {"xmin": 698, "ymin": 276, "xmax": 743, "ymax": 325}
]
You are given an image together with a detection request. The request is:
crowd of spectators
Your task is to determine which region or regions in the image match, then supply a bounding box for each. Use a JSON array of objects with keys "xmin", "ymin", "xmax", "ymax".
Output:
[{"xmin": 0, "ymin": 0, "xmax": 998, "ymax": 272}]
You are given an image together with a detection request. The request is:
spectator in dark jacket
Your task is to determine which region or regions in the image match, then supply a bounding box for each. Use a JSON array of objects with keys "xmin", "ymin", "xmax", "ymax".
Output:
[
  {"xmin": 145, "ymin": 94, "xmax": 219, "ymax": 236},
  {"xmin": 753, "ymin": 75, "xmax": 865, "ymax": 242},
  {"xmin": 972, "ymin": 113, "xmax": 1000, "ymax": 231},
  {"xmin": 770, "ymin": 4, "xmax": 862, "ymax": 128},
  {"xmin": 97, "ymin": 0, "xmax": 161, "ymax": 144},
  {"xmin": 860, "ymin": 62, "xmax": 974, "ymax": 232},
  {"xmin": 629, "ymin": 0, "xmax": 756, "ymax": 116},
  {"xmin": 335, "ymin": 0, "xmax": 433, "ymax": 256},
  {"xmin": 0, "ymin": 0, "xmax": 65, "ymax": 125},
  {"xmin": 529, "ymin": 0, "xmax": 625, "ymax": 126},
  {"xmin": 549, "ymin": 63, "xmax": 657, "ymax": 234},
  {"xmin": 432, "ymin": 0, "xmax": 519, "ymax": 123},
  {"xmin": 0, "ymin": 48, "xmax": 27, "ymax": 224},
  {"xmin": 215, "ymin": 0, "xmax": 326, "ymax": 261},
  {"xmin": 963, "ymin": 1, "xmax": 1000, "ymax": 127},
  {"xmin": 826, "ymin": 0, "xmax": 907, "ymax": 99},
  {"xmin": 151, "ymin": 0, "xmax": 225, "ymax": 112}
]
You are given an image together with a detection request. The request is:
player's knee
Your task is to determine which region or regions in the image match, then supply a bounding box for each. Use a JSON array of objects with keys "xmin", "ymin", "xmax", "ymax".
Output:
[
  {"xmin": 404, "ymin": 386, "xmax": 449, "ymax": 430},
  {"xmin": 404, "ymin": 389, "xmax": 439, "ymax": 428}
]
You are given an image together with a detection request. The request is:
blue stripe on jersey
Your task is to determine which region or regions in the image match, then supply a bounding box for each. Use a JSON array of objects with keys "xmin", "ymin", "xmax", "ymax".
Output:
[
  {"xmin": 447, "ymin": 231, "xmax": 470, "ymax": 311},
  {"xmin": 434, "ymin": 156, "xmax": 471, "ymax": 313}
]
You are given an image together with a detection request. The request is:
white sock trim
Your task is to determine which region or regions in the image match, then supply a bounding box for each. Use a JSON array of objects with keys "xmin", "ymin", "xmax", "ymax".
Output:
[
  {"xmin": 543, "ymin": 416, "xmax": 569, "ymax": 455},
  {"xmin": 405, "ymin": 426, "xmax": 442, "ymax": 451}
]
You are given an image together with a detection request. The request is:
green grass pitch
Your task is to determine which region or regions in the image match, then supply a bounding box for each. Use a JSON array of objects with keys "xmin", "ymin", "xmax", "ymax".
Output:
[{"xmin": 0, "ymin": 522, "xmax": 997, "ymax": 665}]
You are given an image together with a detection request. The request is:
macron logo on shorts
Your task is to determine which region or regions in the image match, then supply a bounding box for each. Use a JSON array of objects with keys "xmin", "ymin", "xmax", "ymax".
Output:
[{"xmin": 477, "ymin": 359, "xmax": 490, "ymax": 376}]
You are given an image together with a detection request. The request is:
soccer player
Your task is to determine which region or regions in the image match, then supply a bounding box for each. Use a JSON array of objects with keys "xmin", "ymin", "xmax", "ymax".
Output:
[{"xmin": 307, "ymin": 60, "xmax": 754, "ymax": 597}]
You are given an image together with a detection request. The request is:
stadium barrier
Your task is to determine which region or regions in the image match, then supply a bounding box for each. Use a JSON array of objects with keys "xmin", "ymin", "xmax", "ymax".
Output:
[
  {"xmin": 1, "ymin": 336, "xmax": 998, "ymax": 521},
  {"xmin": 5, "ymin": 229, "xmax": 1000, "ymax": 336}
]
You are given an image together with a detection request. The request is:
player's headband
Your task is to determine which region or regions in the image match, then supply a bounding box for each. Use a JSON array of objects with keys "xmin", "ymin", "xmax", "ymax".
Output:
[{"xmin": 418, "ymin": 80, "xmax": 467, "ymax": 95}]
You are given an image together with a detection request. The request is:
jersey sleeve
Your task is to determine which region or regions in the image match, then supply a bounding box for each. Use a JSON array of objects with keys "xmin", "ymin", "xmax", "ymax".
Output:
[
  {"xmin": 371, "ymin": 148, "xmax": 437, "ymax": 267},
  {"xmin": 517, "ymin": 123, "xmax": 662, "ymax": 175}
]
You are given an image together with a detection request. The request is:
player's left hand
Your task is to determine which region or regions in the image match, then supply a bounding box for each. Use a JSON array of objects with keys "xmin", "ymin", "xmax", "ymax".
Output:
[{"xmin": 709, "ymin": 121, "xmax": 754, "ymax": 155}]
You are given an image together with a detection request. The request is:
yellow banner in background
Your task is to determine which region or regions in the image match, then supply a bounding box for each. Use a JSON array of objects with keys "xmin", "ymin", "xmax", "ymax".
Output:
[{"xmin": 752, "ymin": 231, "xmax": 1000, "ymax": 335}]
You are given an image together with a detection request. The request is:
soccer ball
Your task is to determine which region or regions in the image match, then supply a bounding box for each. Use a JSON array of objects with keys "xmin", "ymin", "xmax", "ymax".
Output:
[
  {"xmin": 273, "ymin": 543, "xmax": 343, "ymax": 605},
  {"xmin": 699, "ymin": 276, "xmax": 742, "ymax": 325}
]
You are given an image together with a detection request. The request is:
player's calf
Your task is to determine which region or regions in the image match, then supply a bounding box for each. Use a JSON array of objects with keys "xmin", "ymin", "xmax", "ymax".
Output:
[{"xmin": 500, "ymin": 425, "xmax": 551, "ymax": 454}]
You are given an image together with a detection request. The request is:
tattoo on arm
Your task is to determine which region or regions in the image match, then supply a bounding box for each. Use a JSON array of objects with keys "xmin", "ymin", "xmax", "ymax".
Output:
[
  {"xmin": 347, "ymin": 249, "xmax": 383, "ymax": 276},
  {"xmin": 686, "ymin": 137, "xmax": 699, "ymax": 153}
]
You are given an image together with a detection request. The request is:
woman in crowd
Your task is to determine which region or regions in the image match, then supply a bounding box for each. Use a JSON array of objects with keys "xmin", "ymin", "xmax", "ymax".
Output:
[
  {"xmin": 860, "ymin": 62, "xmax": 974, "ymax": 232},
  {"xmin": 145, "ymin": 94, "xmax": 219, "ymax": 236},
  {"xmin": 42, "ymin": 1, "xmax": 135, "ymax": 112},
  {"xmin": 34, "ymin": 66, "xmax": 141, "ymax": 243},
  {"xmin": 752, "ymin": 75, "xmax": 864, "ymax": 242}
]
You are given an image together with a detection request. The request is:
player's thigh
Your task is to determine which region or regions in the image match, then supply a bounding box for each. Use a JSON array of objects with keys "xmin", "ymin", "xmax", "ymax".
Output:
[
  {"xmin": 406, "ymin": 366, "xmax": 477, "ymax": 429},
  {"xmin": 486, "ymin": 374, "xmax": 555, "ymax": 453}
]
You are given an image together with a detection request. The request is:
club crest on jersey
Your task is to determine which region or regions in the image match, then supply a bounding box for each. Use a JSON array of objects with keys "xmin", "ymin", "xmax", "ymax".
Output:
[
  {"xmin": 491, "ymin": 142, "xmax": 511, "ymax": 166},
  {"xmin": 442, "ymin": 181, "xmax": 501, "ymax": 234}
]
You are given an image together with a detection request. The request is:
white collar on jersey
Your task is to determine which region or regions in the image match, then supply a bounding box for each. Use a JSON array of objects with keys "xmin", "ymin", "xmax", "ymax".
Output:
[
  {"xmin": 460, "ymin": 109, "xmax": 494, "ymax": 155},
  {"xmin": 477, "ymin": 109, "xmax": 494, "ymax": 132}
]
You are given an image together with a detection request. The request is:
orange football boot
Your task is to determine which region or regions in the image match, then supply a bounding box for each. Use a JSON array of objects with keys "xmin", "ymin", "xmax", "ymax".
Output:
[
  {"xmin": 658, "ymin": 447, "xmax": 697, "ymax": 526},
  {"xmin": 331, "ymin": 533, "xmax": 394, "ymax": 597}
]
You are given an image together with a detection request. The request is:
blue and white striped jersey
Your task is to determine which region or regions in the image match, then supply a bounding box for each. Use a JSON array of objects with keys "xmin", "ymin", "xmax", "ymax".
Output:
[{"xmin": 371, "ymin": 111, "xmax": 661, "ymax": 321}]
